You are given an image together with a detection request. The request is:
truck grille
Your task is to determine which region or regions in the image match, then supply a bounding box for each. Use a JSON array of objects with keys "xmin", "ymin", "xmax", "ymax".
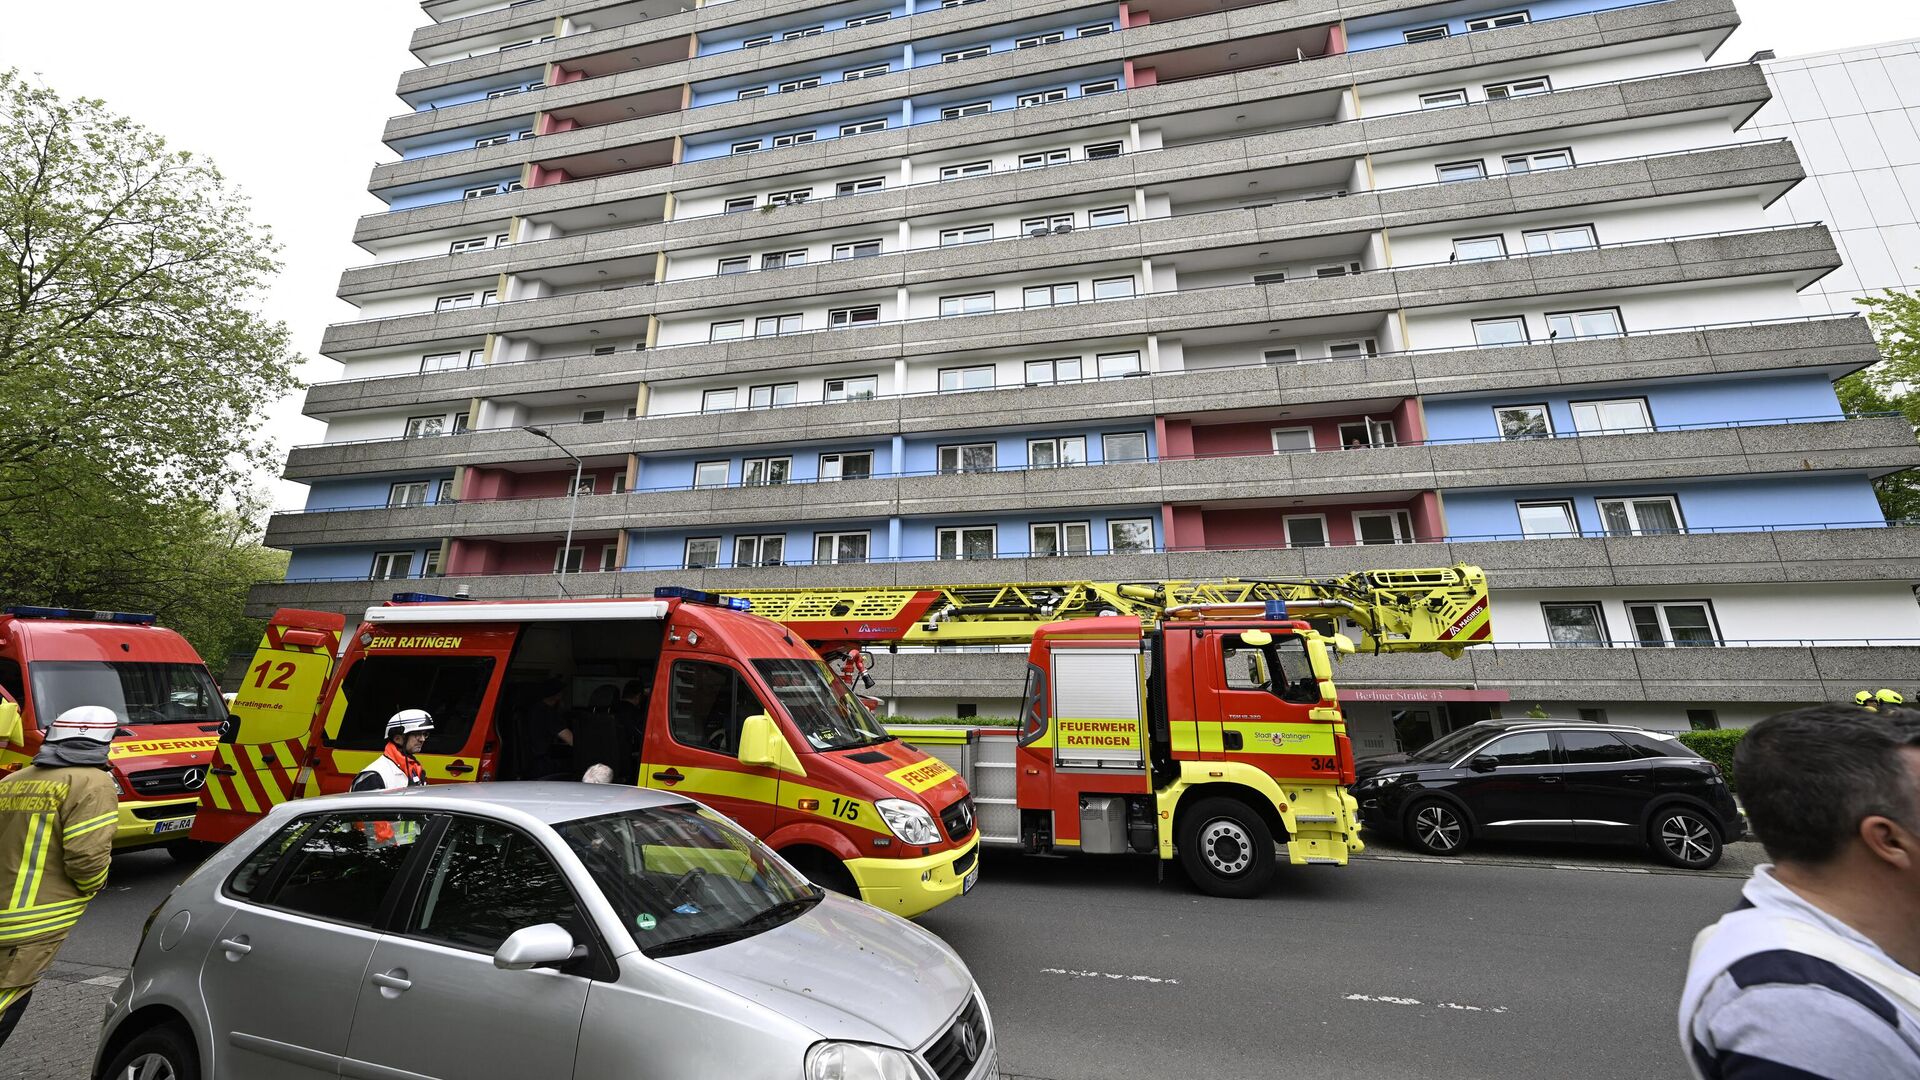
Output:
[
  {"xmin": 924, "ymin": 997, "xmax": 988, "ymax": 1080},
  {"xmin": 126, "ymin": 765, "xmax": 207, "ymax": 797},
  {"xmin": 951, "ymin": 847, "xmax": 976, "ymax": 878},
  {"xmin": 940, "ymin": 796, "xmax": 975, "ymax": 842},
  {"xmin": 131, "ymin": 803, "xmax": 194, "ymax": 821}
]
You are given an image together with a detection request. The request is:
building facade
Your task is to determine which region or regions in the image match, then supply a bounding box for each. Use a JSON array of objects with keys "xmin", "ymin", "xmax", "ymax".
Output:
[{"xmin": 255, "ymin": 0, "xmax": 1920, "ymax": 753}]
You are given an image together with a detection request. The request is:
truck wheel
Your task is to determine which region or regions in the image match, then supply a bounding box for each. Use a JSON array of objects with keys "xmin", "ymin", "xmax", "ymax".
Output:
[
  {"xmin": 1404, "ymin": 798, "xmax": 1468, "ymax": 856},
  {"xmin": 785, "ymin": 849, "xmax": 859, "ymax": 898},
  {"xmin": 1649, "ymin": 807, "xmax": 1722, "ymax": 870},
  {"xmin": 102, "ymin": 1020, "xmax": 200, "ymax": 1080},
  {"xmin": 166, "ymin": 840, "xmax": 217, "ymax": 865},
  {"xmin": 1177, "ymin": 797, "xmax": 1276, "ymax": 899}
]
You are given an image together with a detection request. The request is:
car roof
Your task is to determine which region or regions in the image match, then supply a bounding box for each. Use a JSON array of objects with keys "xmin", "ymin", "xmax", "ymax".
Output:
[
  {"xmin": 285, "ymin": 782, "xmax": 691, "ymax": 826},
  {"xmin": 1459, "ymin": 719, "xmax": 1678, "ymax": 737}
]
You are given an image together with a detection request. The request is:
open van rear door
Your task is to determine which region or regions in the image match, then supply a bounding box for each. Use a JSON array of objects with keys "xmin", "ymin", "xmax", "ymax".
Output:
[{"xmin": 190, "ymin": 609, "xmax": 344, "ymax": 844}]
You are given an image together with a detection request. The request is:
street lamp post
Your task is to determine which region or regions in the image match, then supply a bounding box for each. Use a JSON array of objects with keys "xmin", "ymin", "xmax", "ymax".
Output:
[{"xmin": 522, "ymin": 425, "xmax": 582, "ymax": 584}]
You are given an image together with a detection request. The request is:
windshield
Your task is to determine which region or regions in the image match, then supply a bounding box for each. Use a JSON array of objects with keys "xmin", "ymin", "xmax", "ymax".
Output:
[
  {"xmin": 29, "ymin": 661, "xmax": 228, "ymax": 728},
  {"xmin": 1407, "ymin": 726, "xmax": 1494, "ymax": 763},
  {"xmin": 752, "ymin": 658, "xmax": 890, "ymax": 751},
  {"xmin": 558, "ymin": 804, "xmax": 820, "ymax": 958}
]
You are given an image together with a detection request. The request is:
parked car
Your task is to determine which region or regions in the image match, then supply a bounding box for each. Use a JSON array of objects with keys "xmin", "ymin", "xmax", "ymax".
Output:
[
  {"xmin": 1350, "ymin": 720, "xmax": 1743, "ymax": 869},
  {"xmin": 95, "ymin": 783, "xmax": 994, "ymax": 1080}
]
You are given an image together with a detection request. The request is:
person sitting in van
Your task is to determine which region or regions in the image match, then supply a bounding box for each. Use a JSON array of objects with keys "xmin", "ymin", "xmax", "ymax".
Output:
[
  {"xmin": 572, "ymin": 685, "xmax": 626, "ymax": 783},
  {"xmin": 508, "ymin": 679, "xmax": 574, "ymax": 780},
  {"xmin": 611, "ymin": 679, "xmax": 648, "ymax": 784}
]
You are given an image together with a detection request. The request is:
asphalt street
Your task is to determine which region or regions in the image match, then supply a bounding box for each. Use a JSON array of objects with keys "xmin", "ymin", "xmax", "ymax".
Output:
[{"xmin": 5, "ymin": 840, "xmax": 1751, "ymax": 1079}]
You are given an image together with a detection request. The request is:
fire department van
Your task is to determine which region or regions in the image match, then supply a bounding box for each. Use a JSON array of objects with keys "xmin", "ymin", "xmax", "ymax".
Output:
[
  {"xmin": 0, "ymin": 606, "xmax": 225, "ymax": 855},
  {"xmin": 193, "ymin": 589, "xmax": 980, "ymax": 917}
]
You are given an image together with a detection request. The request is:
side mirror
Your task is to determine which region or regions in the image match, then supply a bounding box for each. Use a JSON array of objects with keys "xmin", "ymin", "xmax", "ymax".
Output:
[
  {"xmin": 1331, "ymin": 633, "xmax": 1358, "ymax": 655},
  {"xmin": 737, "ymin": 713, "xmax": 806, "ymax": 776},
  {"xmin": 1468, "ymin": 755, "xmax": 1499, "ymax": 773},
  {"xmin": 493, "ymin": 923, "xmax": 580, "ymax": 970},
  {"xmin": 0, "ymin": 701, "xmax": 20, "ymax": 747}
]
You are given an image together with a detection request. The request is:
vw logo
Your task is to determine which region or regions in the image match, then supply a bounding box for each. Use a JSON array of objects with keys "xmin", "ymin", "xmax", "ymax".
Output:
[
  {"xmin": 957, "ymin": 1015, "xmax": 983, "ymax": 1062},
  {"xmin": 180, "ymin": 767, "xmax": 205, "ymax": 791}
]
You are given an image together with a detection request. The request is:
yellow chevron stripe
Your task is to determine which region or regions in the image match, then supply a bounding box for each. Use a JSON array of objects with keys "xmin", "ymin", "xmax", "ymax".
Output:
[{"xmin": 227, "ymin": 746, "xmax": 262, "ymax": 816}]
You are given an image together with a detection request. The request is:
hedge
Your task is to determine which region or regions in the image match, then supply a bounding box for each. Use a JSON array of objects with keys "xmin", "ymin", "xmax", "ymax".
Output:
[{"xmin": 1676, "ymin": 729, "xmax": 1744, "ymax": 791}]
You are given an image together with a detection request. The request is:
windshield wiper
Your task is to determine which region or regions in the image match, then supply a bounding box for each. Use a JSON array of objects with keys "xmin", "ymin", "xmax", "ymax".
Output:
[
  {"xmin": 737, "ymin": 889, "xmax": 824, "ymax": 932},
  {"xmin": 643, "ymin": 890, "xmax": 824, "ymax": 958}
]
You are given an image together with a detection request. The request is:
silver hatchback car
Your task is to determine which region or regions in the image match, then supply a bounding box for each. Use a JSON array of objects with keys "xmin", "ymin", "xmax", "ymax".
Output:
[{"xmin": 95, "ymin": 783, "xmax": 994, "ymax": 1080}]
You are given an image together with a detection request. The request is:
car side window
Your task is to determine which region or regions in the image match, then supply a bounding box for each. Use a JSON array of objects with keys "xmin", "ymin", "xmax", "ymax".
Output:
[
  {"xmin": 1559, "ymin": 731, "xmax": 1638, "ymax": 764},
  {"xmin": 1620, "ymin": 731, "xmax": 1696, "ymax": 759},
  {"xmin": 409, "ymin": 816, "xmax": 585, "ymax": 953},
  {"xmin": 264, "ymin": 812, "xmax": 435, "ymax": 927},
  {"xmin": 227, "ymin": 816, "xmax": 320, "ymax": 898},
  {"xmin": 667, "ymin": 660, "xmax": 765, "ymax": 755},
  {"xmin": 1481, "ymin": 733, "xmax": 1553, "ymax": 767}
]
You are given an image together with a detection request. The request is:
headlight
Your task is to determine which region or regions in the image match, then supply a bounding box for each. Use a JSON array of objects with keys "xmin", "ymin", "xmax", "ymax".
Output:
[
  {"xmin": 1356, "ymin": 773, "xmax": 1405, "ymax": 790},
  {"xmin": 112, "ymin": 772, "xmax": 127, "ymax": 797},
  {"xmin": 805, "ymin": 1041, "xmax": 931, "ymax": 1080},
  {"xmin": 874, "ymin": 799, "xmax": 941, "ymax": 846}
]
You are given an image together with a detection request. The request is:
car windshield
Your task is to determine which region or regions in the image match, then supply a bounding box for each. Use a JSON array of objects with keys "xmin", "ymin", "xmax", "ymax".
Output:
[
  {"xmin": 752, "ymin": 658, "xmax": 890, "ymax": 750},
  {"xmin": 29, "ymin": 661, "xmax": 228, "ymax": 728},
  {"xmin": 1406, "ymin": 726, "xmax": 1494, "ymax": 763}
]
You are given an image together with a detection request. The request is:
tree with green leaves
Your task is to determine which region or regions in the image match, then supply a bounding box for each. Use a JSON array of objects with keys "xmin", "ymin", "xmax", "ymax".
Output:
[
  {"xmin": 0, "ymin": 70, "xmax": 299, "ymax": 662},
  {"xmin": 1846, "ymin": 287, "xmax": 1920, "ymax": 522}
]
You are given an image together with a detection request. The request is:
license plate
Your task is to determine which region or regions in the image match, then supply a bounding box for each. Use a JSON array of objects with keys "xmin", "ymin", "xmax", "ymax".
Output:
[
  {"xmin": 963, "ymin": 866, "xmax": 979, "ymax": 894},
  {"xmin": 154, "ymin": 817, "xmax": 194, "ymax": 834}
]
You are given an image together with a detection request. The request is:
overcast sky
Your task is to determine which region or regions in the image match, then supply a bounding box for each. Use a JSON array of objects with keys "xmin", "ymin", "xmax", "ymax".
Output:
[{"xmin": 5, "ymin": 0, "xmax": 1920, "ymax": 511}]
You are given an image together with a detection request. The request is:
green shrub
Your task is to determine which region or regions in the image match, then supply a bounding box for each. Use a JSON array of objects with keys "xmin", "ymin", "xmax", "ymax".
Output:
[{"xmin": 1677, "ymin": 729, "xmax": 1744, "ymax": 791}]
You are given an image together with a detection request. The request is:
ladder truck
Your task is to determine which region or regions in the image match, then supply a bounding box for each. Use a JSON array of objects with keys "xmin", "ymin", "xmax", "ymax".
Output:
[{"xmin": 718, "ymin": 566, "xmax": 1490, "ymax": 898}]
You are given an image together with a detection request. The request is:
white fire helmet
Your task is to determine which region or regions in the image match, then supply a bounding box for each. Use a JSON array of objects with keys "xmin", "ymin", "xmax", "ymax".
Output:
[
  {"xmin": 46, "ymin": 706, "xmax": 120, "ymax": 745},
  {"xmin": 385, "ymin": 709, "xmax": 436, "ymax": 741}
]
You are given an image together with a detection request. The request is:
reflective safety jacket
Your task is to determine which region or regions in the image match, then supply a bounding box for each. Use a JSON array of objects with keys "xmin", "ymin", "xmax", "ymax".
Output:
[
  {"xmin": 351, "ymin": 744, "xmax": 426, "ymax": 792},
  {"xmin": 0, "ymin": 765, "xmax": 115, "ymax": 990}
]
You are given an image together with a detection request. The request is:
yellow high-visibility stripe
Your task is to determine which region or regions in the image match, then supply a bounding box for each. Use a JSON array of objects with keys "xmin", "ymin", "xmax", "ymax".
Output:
[
  {"xmin": 74, "ymin": 870, "xmax": 107, "ymax": 894},
  {"xmin": 0, "ymin": 910, "xmax": 83, "ymax": 942},
  {"xmin": 227, "ymin": 746, "xmax": 262, "ymax": 816},
  {"xmin": 243, "ymin": 745, "xmax": 284, "ymax": 806},
  {"xmin": 0, "ymin": 896, "xmax": 87, "ymax": 923},
  {"xmin": 62, "ymin": 811, "xmax": 116, "ymax": 841},
  {"xmin": 20, "ymin": 813, "xmax": 52, "ymax": 908},
  {"xmin": 0, "ymin": 986, "xmax": 26, "ymax": 1013},
  {"xmin": 7, "ymin": 814, "xmax": 49, "ymax": 910}
]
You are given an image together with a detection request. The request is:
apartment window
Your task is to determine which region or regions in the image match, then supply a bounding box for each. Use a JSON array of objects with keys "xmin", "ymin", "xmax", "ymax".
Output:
[
  {"xmin": 1096, "ymin": 351, "xmax": 1143, "ymax": 377},
  {"xmin": 1264, "ymin": 348, "xmax": 1300, "ymax": 365},
  {"xmin": 1018, "ymin": 88, "xmax": 1069, "ymax": 109},
  {"xmin": 1085, "ymin": 141, "xmax": 1124, "ymax": 160},
  {"xmin": 845, "ymin": 64, "xmax": 891, "ymax": 81},
  {"xmin": 832, "ymin": 239, "xmax": 884, "ymax": 260},
  {"xmin": 761, "ymin": 250, "xmax": 807, "ymax": 270},
  {"xmin": 1030, "ymin": 522, "xmax": 1090, "ymax": 557},
  {"xmin": 702, "ymin": 388, "xmax": 739, "ymax": 412},
  {"xmin": 780, "ymin": 77, "xmax": 822, "ymax": 93},
  {"xmin": 1252, "ymin": 272, "xmax": 1287, "ymax": 285},
  {"xmin": 1466, "ymin": 11, "xmax": 1531, "ymax": 31},
  {"xmin": 1543, "ymin": 603, "xmax": 1608, "ymax": 647},
  {"xmin": 1687, "ymin": 709, "xmax": 1720, "ymax": 731},
  {"xmin": 718, "ymin": 256, "xmax": 750, "ymax": 275},
  {"xmin": 1524, "ymin": 225, "xmax": 1598, "ymax": 253},
  {"xmin": 485, "ymin": 87, "xmax": 525, "ymax": 100},
  {"xmin": 1504, "ymin": 148, "xmax": 1573, "ymax": 173},
  {"xmin": 940, "ymin": 224, "xmax": 993, "ymax": 246},
  {"xmin": 1597, "ymin": 496, "xmax": 1684, "ymax": 536},
  {"xmin": 404, "ymin": 415, "xmax": 448, "ymax": 438},
  {"xmin": 813, "ymin": 532, "xmax": 870, "ymax": 564},
  {"xmin": 435, "ymin": 293, "xmax": 476, "ymax": 312},
  {"xmin": 731, "ymin": 140, "xmax": 764, "ymax": 155},
  {"xmin": 735, "ymin": 535, "xmax": 787, "ymax": 567},
  {"xmin": 693, "ymin": 461, "xmax": 730, "ymax": 489},
  {"xmin": 939, "ymin": 443, "xmax": 998, "ymax": 474},
  {"xmin": 467, "ymin": 348, "xmax": 486, "ymax": 367},
  {"xmin": 1354, "ymin": 509, "xmax": 1416, "ymax": 545},
  {"xmin": 1571, "ymin": 397, "xmax": 1651, "ymax": 434},
  {"xmin": 475, "ymin": 133, "xmax": 516, "ymax": 149},
  {"xmin": 503, "ymin": 181, "xmax": 524, "ymax": 193},
  {"xmin": 1436, "ymin": 160, "xmax": 1488, "ymax": 183},
  {"xmin": 421, "ymin": 352, "xmax": 463, "ymax": 372},
  {"xmin": 845, "ymin": 11, "xmax": 891, "ymax": 27},
  {"xmin": 1108, "ymin": 519, "xmax": 1154, "ymax": 554},
  {"xmin": 1627, "ymin": 601, "xmax": 1719, "ymax": 648},
  {"xmin": 1496, "ymin": 404, "xmax": 1553, "ymax": 439},
  {"xmin": 480, "ymin": 290, "xmax": 498, "ymax": 306},
  {"xmin": 448, "ymin": 237, "xmax": 490, "ymax": 254},
  {"xmin": 463, "ymin": 185, "xmax": 501, "ymax": 200},
  {"xmin": 494, "ymin": 232, "xmax": 511, "ymax": 247},
  {"xmin": 819, "ymin": 451, "xmax": 874, "ymax": 481},
  {"xmin": 1102, "ymin": 432, "xmax": 1148, "ymax": 463},
  {"xmin": 1283, "ymin": 515, "xmax": 1328, "ymax": 548},
  {"xmin": 737, "ymin": 87, "xmax": 769, "ymax": 100},
  {"xmin": 1315, "ymin": 262, "xmax": 1362, "ymax": 278},
  {"xmin": 1019, "ymin": 149, "xmax": 1072, "ymax": 170},
  {"xmin": 835, "ymin": 175, "xmax": 886, "ymax": 195},
  {"xmin": 770, "ymin": 131, "xmax": 817, "ymax": 149},
  {"xmin": 581, "ymin": 409, "xmax": 606, "ymax": 424},
  {"xmin": 684, "ymin": 538, "xmax": 722, "ymax": 570},
  {"xmin": 940, "ymin": 292, "xmax": 995, "ymax": 317},
  {"xmin": 942, "ymin": 102, "xmax": 992, "ymax": 120},
  {"xmin": 942, "ymin": 0, "xmax": 985, "ymax": 6},
  {"xmin": 423, "ymin": 548, "xmax": 444, "ymax": 577},
  {"xmin": 1025, "ymin": 357, "xmax": 1082, "ymax": 384},
  {"xmin": 1088, "ymin": 206, "xmax": 1130, "ymax": 228},
  {"xmin": 1078, "ymin": 22, "xmax": 1115, "ymax": 36},
  {"xmin": 453, "ymin": 412, "xmax": 469, "ymax": 433},
  {"xmin": 1453, "ymin": 235, "xmax": 1507, "ymax": 261},
  {"xmin": 1402, "ymin": 25, "xmax": 1449, "ymax": 43},
  {"xmin": 825, "ymin": 375, "xmax": 879, "ymax": 401},
  {"xmin": 741, "ymin": 457, "xmax": 792, "ymax": 487},
  {"xmin": 767, "ymin": 189, "xmax": 812, "ymax": 207},
  {"xmin": 1549, "ymin": 308, "xmax": 1625, "ymax": 341},
  {"xmin": 1023, "ymin": 282, "xmax": 1079, "ymax": 307},
  {"xmin": 369, "ymin": 552, "xmax": 414, "ymax": 581},
  {"xmin": 552, "ymin": 546, "xmax": 586, "ymax": 574},
  {"xmin": 1082, "ymin": 80, "xmax": 1119, "ymax": 95},
  {"xmin": 1420, "ymin": 89, "xmax": 1469, "ymax": 109},
  {"xmin": 1092, "ymin": 277, "xmax": 1135, "ymax": 300},
  {"xmin": 1517, "ymin": 500, "xmax": 1577, "ymax": 538},
  {"xmin": 709, "ymin": 320, "xmax": 745, "ymax": 341},
  {"xmin": 436, "ymin": 479, "xmax": 457, "ymax": 503},
  {"xmin": 1022, "ymin": 213, "xmax": 1074, "ymax": 235},
  {"xmin": 840, "ymin": 119, "xmax": 888, "ymax": 137},
  {"xmin": 1271, "ymin": 427, "xmax": 1315, "ymax": 453},
  {"xmin": 1473, "ymin": 316, "xmax": 1529, "ymax": 347},
  {"xmin": 723, "ymin": 196, "xmax": 757, "ymax": 213},
  {"xmin": 828, "ymin": 305, "xmax": 881, "ymax": 328},
  {"xmin": 939, "ymin": 365, "xmax": 996, "ymax": 392},
  {"xmin": 1485, "ymin": 77, "xmax": 1550, "ymax": 100},
  {"xmin": 741, "ymin": 35, "xmax": 773, "ymax": 48},
  {"xmin": 783, "ymin": 26, "xmax": 824, "ymax": 39},
  {"xmin": 1017, "ymin": 32, "xmax": 1065, "ymax": 48},
  {"xmin": 748, "ymin": 382, "xmax": 799, "ymax": 408},
  {"xmin": 1326, "ymin": 339, "xmax": 1378, "ymax": 360},
  {"xmin": 388, "ymin": 482, "xmax": 430, "ymax": 508},
  {"xmin": 754, "ymin": 313, "xmax": 804, "ymax": 337},
  {"xmin": 1028, "ymin": 436, "xmax": 1086, "ymax": 468},
  {"xmin": 941, "ymin": 161, "xmax": 992, "ymax": 180},
  {"xmin": 937, "ymin": 525, "xmax": 997, "ymax": 561},
  {"xmin": 942, "ymin": 47, "xmax": 992, "ymax": 63},
  {"xmin": 1338, "ymin": 419, "xmax": 1397, "ymax": 449}
]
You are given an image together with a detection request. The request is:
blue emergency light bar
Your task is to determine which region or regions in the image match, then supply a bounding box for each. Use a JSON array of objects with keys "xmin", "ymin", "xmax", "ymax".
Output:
[
  {"xmin": 3, "ymin": 605, "xmax": 158, "ymax": 625},
  {"xmin": 390, "ymin": 592, "xmax": 464, "ymax": 603},
  {"xmin": 653, "ymin": 586, "xmax": 753, "ymax": 611},
  {"xmin": 1264, "ymin": 600, "xmax": 1290, "ymax": 621}
]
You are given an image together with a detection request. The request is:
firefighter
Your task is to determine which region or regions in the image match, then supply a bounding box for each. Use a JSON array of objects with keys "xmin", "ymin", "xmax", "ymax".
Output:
[
  {"xmin": 352, "ymin": 709, "xmax": 433, "ymax": 792},
  {"xmin": 1853, "ymin": 689, "xmax": 1907, "ymax": 711},
  {"xmin": 0, "ymin": 706, "xmax": 117, "ymax": 1048}
]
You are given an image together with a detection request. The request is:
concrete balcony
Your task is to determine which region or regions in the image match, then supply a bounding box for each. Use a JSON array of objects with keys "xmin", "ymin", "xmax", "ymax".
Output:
[{"xmin": 267, "ymin": 416, "xmax": 1919, "ymax": 547}]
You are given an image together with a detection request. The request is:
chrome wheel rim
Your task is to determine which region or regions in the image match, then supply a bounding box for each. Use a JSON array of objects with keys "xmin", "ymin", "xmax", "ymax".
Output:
[
  {"xmin": 1661, "ymin": 814, "xmax": 1715, "ymax": 864},
  {"xmin": 1199, "ymin": 818, "xmax": 1254, "ymax": 876},
  {"xmin": 121, "ymin": 1054, "xmax": 177, "ymax": 1080},
  {"xmin": 1413, "ymin": 805, "xmax": 1462, "ymax": 852}
]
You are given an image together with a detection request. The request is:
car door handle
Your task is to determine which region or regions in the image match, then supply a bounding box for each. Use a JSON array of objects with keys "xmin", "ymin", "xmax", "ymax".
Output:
[
  {"xmin": 652, "ymin": 769, "xmax": 684, "ymax": 785},
  {"xmin": 1540, "ymin": 777, "xmax": 1562, "ymax": 784},
  {"xmin": 218, "ymin": 937, "xmax": 252, "ymax": 958},
  {"xmin": 444, "ymin": 760, "xmax": 473, "ymax": 776},
  {"xmin": 371, "ymin": 971, "xmax": 412, "ymax": 992},
  {"xmin": 210, "ymin": 766, "xmax": 237, "ymax": 777},
  {"xmin": 1623, "ymin": 775, "xmax": 1646, "ymax": 782}
]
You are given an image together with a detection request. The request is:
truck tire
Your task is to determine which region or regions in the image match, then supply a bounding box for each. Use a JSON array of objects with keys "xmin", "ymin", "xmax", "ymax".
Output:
[
  {"xmin": 785, "ymin": 848, "xmax": 860, "ymax": 898},
  {"xmin": 1177, "ymin": 797, "xmax": 1276, "ymax": 899}
]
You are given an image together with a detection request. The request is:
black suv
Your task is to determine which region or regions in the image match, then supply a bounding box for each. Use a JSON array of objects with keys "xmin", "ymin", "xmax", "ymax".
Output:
[{"xmin": 1350, "ymin": 720, "xmax": 1744, "ymax": 869}]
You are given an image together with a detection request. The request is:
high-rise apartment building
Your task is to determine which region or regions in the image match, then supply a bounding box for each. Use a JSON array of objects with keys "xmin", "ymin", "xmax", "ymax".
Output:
[{"xmin": 255, "ymin": 0, "xmax": 1920, "ymax": 754}]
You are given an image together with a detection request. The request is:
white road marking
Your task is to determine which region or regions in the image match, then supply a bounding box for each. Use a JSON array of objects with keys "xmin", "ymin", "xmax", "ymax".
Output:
[
  {"xmin": 1344, "ymin": 993, "xmax": 1509, "ymax": 1014},
  {"xmin": 81, "ymin": 975, "xmax": 123, "ymax": 987},
  {"xmin": 1042, "ymin": 967, "xmax": 1181, "ymax": 985},
  {"xmin": 1551, "ymin": 864, "xmax": 1651, "ymax": 874},
  {"xmin": 1371, "ymin": 855, "xmax": 1458, "ymax": 864}
]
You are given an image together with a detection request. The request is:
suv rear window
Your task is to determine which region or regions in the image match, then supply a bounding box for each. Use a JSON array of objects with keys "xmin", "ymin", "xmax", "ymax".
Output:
[{"xmin": 1620, "ymin": 731, "xmax": 1699, "ymax": 759}]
